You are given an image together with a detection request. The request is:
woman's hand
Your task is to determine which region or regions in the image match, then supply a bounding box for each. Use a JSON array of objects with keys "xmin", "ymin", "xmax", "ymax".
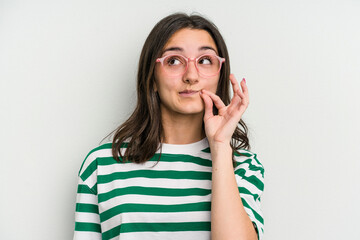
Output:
[{"xmin": 200, "ymin": 74, "xmax": 249, "ymax": 146}]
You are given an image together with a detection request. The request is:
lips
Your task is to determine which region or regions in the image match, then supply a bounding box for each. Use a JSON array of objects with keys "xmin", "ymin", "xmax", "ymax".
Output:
[{"xmin": 179, "ymin": 90, "xmax": 199, "ymax": 97}]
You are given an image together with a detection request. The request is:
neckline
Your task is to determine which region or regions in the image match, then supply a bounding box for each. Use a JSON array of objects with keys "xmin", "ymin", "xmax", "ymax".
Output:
[{"xmin": 159, "ymin": 137, "xmax": 209, "ymax": 154}]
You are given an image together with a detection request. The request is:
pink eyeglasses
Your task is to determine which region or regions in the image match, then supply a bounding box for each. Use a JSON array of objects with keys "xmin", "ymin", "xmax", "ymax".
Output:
[{"xmin": 156, "ymin": 54, "xmax": 225, "ymax": 77}]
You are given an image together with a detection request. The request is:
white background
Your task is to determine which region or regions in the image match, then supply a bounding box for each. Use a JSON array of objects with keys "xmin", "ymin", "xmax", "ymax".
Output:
[{"xmin": 1, "ymin": 0, "xmax": 359, "ymax": 239}]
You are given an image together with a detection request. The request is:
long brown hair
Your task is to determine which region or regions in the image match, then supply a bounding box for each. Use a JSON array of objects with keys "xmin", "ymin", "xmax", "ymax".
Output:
[{"xmin": 112, "ymin": 13, "xmax": 250, "ymax": 163}]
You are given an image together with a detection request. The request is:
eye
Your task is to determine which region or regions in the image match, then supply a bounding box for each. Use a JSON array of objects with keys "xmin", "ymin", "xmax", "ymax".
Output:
[
  {"xmin": 198, "ymin": 55, "xmax": 213, "ymax": 65},
  {"xmin": 165, "ymin": 55, "xmax": 186, "ymax": 66}
]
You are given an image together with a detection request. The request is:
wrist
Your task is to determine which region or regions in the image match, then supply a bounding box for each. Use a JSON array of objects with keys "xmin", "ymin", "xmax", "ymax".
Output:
[
  {"xmin": 209, "ymin": 142, "xmax": 233, "ymax": 164},
  {"xmin": 209, "ymin": 141, "xmax": 232, "ymax": 152}
]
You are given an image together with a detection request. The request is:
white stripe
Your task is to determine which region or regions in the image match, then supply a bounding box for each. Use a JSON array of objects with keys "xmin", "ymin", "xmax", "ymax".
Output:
[
  {"xmin": 234, "ymin": 161, "xmax": 263, "ymax": 172},
  {"xmin": 76, "ymin": 193, "xmax": 98, "ymax": 204},
  {"xmin": 83, "ymin": 171, "xmax": 98, "ymax": 190},
  {"xmin": 77, "ymin": 177, "xmax": 98, "ymax": 195},
  {"xmin": 99, "ymin": 194, "xmax": 212, "ymax": 211},
  {"xmin": 98, "ymin": 178, "xmax": 212, "ymax": 193},
  {"xmin": 235, "ymin": 153, "xmax": 263, "ymax": 168},
  {"xmin": 109, "ymin": 230, "xmax": 210, "ymax": 240},
  {"xmin": 102, "ymin": 211, "xmax": 211, "ymax": 233},
  {"xmin": 73, "ymin": 231, "xmax": 101, "ymax": 240},
  {"xmin": 87, "ymin": 148, "xmax": 112, "ymax": 159},
  {"xmin": 242, "ymin": 168, "xmax": 264, "ymax": 178},
  {"xmin": 79, "ymin": 151, "xmax": 102, "ymax": 176},
  {"xmin": 240, "ymin": 192, "xmax": 261, "ymax": 215},
  {"xmin": 75, "ymin": 212, "xmax": 100, "ymax": 223},
  {"xmin": 158, "ymin": 138, "xmax": 209, "ymax": 154},
  {"xmin": 159, "ymin": 150, "xmax": 212, "ymax": 161},
  {"xmin": 235, "ymin": 174, "xmax": 263, "ymax": 195}
]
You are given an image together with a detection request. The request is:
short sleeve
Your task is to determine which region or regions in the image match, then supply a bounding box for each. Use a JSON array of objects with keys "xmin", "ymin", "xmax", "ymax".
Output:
[
  {"xmin": 234, "ymin": 151, "xmax": 265, "ymax": 240},
  {"xmin": 74, "ymin": 149, "xmax": 102, "ymax": 240},
  {"xmin": 74, "ymin": 178, "xmax": 102, "ymax": 240}
]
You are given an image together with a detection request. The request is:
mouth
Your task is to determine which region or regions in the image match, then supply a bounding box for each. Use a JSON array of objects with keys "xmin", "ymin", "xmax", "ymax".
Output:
[{"xmin": 179, "ymin": 90, "xmax": 199, "ymax": 97}]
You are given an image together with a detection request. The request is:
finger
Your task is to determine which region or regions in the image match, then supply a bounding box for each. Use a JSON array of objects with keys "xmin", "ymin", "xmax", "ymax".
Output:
[
  {"xmin": 201, "ymin": 89, "xmax": 226, "ymax": 110},
  {"xmin": 200, "ymin": 91, "xmax": 214, "ymax": 120},
  {"xmin": 228, "ymin": 94, "xmax": 242, "ymax": 113},
  {"xmin": 228, "ymin": 95, "xmax": 247, "ymax": 120},
  {"xmin": 237, "ymin": 78, "xmax": 249, "ymax": 107},
  {"xmin": 240, "ymin": 78, "xmax": 249, "ymax": 100},
  {"xmin": 230, "ymin": 74, "xmax": 241, "ymax": 97}
]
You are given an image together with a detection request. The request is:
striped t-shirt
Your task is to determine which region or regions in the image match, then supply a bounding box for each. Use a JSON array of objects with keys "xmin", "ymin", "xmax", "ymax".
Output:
[{"xmin": 74, "ymin": 138, "xmax": 264, "ymax": 240}]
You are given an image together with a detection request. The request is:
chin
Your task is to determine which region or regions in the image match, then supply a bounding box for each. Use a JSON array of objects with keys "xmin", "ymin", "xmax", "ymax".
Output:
[
  {"xmin": 178, "ymin": 99, "xmax": 204, "ymax": 113},
  {"xmin": 179, "ymin": 106, "xmax": 204, "ymax": 115}
]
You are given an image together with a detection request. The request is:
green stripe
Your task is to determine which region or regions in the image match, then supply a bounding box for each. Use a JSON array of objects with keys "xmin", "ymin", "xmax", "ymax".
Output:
[
  {"xmin": 96, "ymin": 154, "xmax": 212, "ymax": 167},
  {"xmin": 96, "ymin": 157, "xmax": 118, "ymax": 165},
  {"xmin": 235, "ymin": 168, "xmax": 264, "ymax": 191},
  {"xmin": 85, "ymin": 142, "xmax": 128, "ymax": 157},
  {"xmin": 201, "ymin": 147, "xmax": 211, "ymax": 153},
  {"xmin": 79, "ymin": 142, "xmax": 130, "ymax": 174},
  {"xmin": 235, "ymin": 159, "xmax": 264, "ymax": 172},
  {"xmin": 79, "ymin": 143, "xmax": 113, "ymax": 174},
  {"xmin": 75, "ymin": 222, "xmax": 101, "ymax": 232},
  {"xmin": 235, "ymin": 151, "xmax": 252, "ymax": 157},
  {"xmin": 98, "ymin": 170, "xmax": 212, "ymax": 184},
  {"xmin": 98, "ymin": 186, "xmax": 211, "ymax": 203},
  {"xmin": 238, "ymin": 187, "xmax": 260, "ymax": 202},
  {"xmin": 241, "ymin": 198, "xmax": 264, "ymax": 224},
  {"xmin": 252, "ymin": 154, "xmax": 264, "ymax": 169},
  {"xmin": 77, "ymin": 184, "xmax": 94, "ymax": 194},
  {"xmin": 234, "ymin": 157, "xmax": 264, "ymax": 171},
  {"xmin": 91, "ymin": 143, "xmax": 113, "ymax": 152},
  {"xmin": 102, "ymin": 221, "xmax": 210, "ymax": 240},
  {"xmin": 100, "ymin": 202, "xmax": 211, "ymax": 222},
  {"xmin": 76, "ymin": 203, "xmax": 99, "ymax": 214},
  {"xmin": 90, "ymin": 183, "xmax": 97, "ymax": 194},
  {"xmin": 80, "ymin": 160, "xmax": 98, "ymax": 184}
]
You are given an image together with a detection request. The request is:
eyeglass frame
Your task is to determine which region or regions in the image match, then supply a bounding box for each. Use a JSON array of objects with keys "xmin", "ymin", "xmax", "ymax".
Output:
[{"xmin": 156, "ymin": 53, "xmax": 226, "ymax": 77}]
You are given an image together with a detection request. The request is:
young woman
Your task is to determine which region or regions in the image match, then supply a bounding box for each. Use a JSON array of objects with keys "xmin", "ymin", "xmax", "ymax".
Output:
[{"xmin": 74, "ymin": 13, "xmax": 264, "ymax": 240}]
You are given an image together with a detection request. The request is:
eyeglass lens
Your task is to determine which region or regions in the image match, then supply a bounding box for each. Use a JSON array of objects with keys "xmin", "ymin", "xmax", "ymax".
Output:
[{"xmin": 163, "ymin": 55, "xmax": 221, "ymax": 76}]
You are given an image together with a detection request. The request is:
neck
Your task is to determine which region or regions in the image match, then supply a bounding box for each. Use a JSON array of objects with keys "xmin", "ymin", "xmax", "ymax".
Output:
[{"xmin": 161, "ymin": 109, "xmax": 205, "ymax": 145}]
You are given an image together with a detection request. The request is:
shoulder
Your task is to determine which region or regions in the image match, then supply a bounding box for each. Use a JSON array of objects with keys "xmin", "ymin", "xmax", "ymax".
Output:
[
  {"xmin": 78, "ymin": 142, "xmax": 113, "ymax": 175},
  {"xmin": 78, "ymin": 141, "xmax": 130, "ymax": 175},
  {"xmin": 77, "ymin": 142, "xmax": 116, "ymax": 192}
]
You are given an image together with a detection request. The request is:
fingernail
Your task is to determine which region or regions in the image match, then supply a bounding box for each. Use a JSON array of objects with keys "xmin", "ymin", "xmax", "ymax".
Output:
[{"xmin": 242, "ymin": 78, "xmax": 246, "ymax": 83}]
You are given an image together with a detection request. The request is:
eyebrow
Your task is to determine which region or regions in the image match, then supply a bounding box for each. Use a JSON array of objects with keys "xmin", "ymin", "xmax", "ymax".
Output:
[{"xmin": 162, "ymin": 46, "xmax": 218, "ymax": 54}]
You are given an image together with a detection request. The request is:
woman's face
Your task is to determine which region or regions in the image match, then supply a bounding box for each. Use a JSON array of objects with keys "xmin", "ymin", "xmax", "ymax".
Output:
[{"xmin": 154, "ymin": 28, "xmax": 220, "ymax": 117}]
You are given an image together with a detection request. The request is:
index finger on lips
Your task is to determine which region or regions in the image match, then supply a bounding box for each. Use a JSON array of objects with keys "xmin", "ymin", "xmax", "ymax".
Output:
[{"xmin": 202, "ymin": 89, "xmax": 226, "ymax": 110}]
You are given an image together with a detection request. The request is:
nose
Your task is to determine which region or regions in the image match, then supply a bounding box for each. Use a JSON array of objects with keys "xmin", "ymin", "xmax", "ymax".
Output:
[{"xmin": 182, "ymin": 59, "xmax": 199, "ymax": 84}]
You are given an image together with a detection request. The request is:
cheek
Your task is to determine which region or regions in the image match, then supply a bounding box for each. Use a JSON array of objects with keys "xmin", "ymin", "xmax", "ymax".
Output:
[
  {"xmin": 156, "ymin": 76, "xmax": 179, "ymax": 93},
  {"xmin": 205, "ymin": 77, "xmax": 220, "ymax": 93}
]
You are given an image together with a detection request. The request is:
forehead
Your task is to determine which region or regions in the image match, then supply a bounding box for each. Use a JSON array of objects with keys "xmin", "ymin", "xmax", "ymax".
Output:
[{"xmin": 163, "ymin": 28, "xmax": 218, "ymax": 53}]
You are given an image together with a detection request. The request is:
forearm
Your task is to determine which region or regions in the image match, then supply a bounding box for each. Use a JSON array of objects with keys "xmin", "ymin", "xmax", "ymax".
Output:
[{"xmin": 210, "ymin": 143, "xmax": 257, "ymax": 240}]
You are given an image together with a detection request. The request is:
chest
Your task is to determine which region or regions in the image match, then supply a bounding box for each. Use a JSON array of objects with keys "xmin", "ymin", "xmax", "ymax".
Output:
[{"xmin": 96, "ymin": 159, "xmax": 213, "ymax": 222}]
